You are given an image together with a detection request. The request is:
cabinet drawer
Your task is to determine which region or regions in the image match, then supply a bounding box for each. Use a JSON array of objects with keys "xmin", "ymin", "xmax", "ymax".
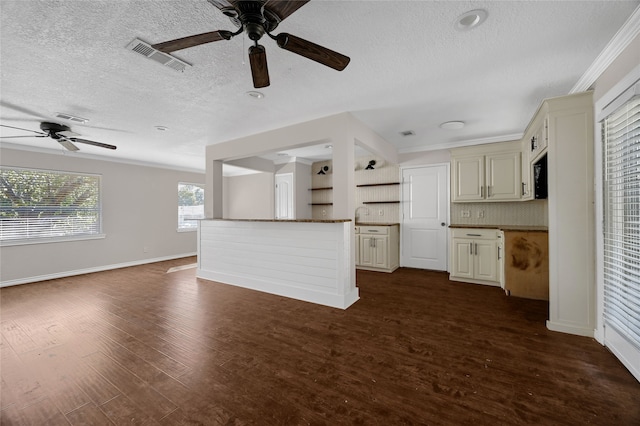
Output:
[
  {"xmin": 360, "ymin": 226, "xmax": 389, "ymax": 235},
  {"xmin": 451, "ymin": 228, "xmax": 501, "ymax": 240}
]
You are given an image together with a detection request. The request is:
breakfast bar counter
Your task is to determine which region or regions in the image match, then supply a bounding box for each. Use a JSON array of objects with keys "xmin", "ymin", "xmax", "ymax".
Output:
[{"xmin": 197, "ymin": 219, "xmax": 358, "ymax": 309}]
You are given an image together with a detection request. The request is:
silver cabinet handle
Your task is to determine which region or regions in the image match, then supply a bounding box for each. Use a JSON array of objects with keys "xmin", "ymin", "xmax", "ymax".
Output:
[
  {"xmin": 469, "ymin": 243, "xmax": 473, "ymax": 255},
  {"xmin": 498, "ymin": 246, "xmax": 502, "ymax": 260},
  {"xmin": 466, "ymin": 233, "xmax": 482, "ymax": 237},
  {"xmin": 475, "ymin": 243, "xmax": 478, "ymax": 255}
]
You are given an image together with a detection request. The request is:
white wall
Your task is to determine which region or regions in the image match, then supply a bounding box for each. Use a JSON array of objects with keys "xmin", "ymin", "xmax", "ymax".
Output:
[
  {"xmin": 0, "ymin": 146, "xmax": 204, "ymax": 286},
  {"xmin": 223, "ymin": 172, "xmax": 274, "ymax": 219},
  {"xmin": 398, "ymin": 149, "xmax": 451, "ymax": 166},
  {"xmin": 206, "ymin": 112, "xmax": 397, "ymax": 221}
]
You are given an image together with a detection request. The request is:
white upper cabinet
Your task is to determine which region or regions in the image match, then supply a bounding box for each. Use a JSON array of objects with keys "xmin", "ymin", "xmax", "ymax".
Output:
[
  {"xmin": 451, "ymin": 141, "xmax": 522, "ymax": 202},
  {"xmin": 452, "ymin": 156, "xmax": 484, "ymax": 201}
]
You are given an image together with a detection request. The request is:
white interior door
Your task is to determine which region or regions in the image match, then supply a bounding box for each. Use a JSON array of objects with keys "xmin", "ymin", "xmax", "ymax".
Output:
[
  {"xmin": 401, "ymin": 164, "xmax": 449, "ymax": 270},
  {"xmin": 275, "ymin": 173, "xmax": 294, "ymax": 219}
]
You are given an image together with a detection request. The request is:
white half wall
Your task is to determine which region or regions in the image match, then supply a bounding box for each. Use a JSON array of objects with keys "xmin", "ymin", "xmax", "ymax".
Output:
[{"xmin": 197, "ymin": 219, "xmax": 358, "ymax": 309}]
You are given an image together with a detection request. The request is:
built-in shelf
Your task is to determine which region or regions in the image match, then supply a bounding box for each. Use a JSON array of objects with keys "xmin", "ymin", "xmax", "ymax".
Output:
[
  {"xmin": 356, "ymin": 182, "xmax": 400, "ymax": 187},
  {"xmin": 362, "ymin": 201, "xmax": 400, "ymax": 204},
  {"xmin": 309, "ymin": 203, "xmax": 333, "ymax": 205},
  {"xmin": 309, "ymin": 187, "xmax": 333, "ymax": 191}
]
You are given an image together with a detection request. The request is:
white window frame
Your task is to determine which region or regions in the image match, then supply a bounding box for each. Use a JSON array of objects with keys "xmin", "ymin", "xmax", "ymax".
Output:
[
  {"xmin": 595, "ymin": 63, "xmax": 640, "ymax": 382},
  {"xmin": 177, "ymin": 182, "xmax": 205, "ymax": 232},
  {"xmin": 0, "ymin": 166, "xmax": 105, "ymax": 246}
]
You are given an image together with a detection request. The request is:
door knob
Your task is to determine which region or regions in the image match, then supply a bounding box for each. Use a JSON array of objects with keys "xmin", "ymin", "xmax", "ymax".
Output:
[{"xmin": 441, "ymin": 222, "xmax": 446, "ymax": 227}]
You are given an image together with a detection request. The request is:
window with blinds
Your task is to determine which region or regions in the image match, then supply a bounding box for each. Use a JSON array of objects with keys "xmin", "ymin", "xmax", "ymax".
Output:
[
  {"xmin": 602, "ymin": 93, "xmax": 640, "ymax": 351},
  {"xmin": 178, "ymin": 183, "xmax": 204, "ymax": 230},
  {"xmin": 0, "ymin": 167, "xmax": 101, "ymax": 244}
]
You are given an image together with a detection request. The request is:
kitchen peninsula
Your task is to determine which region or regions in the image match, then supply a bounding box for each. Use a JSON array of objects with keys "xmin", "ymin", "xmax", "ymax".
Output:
[{"xmin": 197, "ymin": 218, "xmax": 358, "ymax": 309}]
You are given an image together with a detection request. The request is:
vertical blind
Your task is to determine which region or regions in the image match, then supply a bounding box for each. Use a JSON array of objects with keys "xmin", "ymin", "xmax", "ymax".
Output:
[
  {"xmin": 603, "ymin": 93, "xmax": 640, "ymax": 350},
  {"xmin": 0, "ymin": 167, "xmax": 101, "ymax": 242}
]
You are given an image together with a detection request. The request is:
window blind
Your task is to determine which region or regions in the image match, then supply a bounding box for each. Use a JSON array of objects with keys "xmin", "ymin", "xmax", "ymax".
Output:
[
  {"xmin": 603, "ymin": 94, "xmax": 640, "ymax": 350},
  {"xmin": 0, "ymin": 167, "xmax": 101, "ymax": 243}
]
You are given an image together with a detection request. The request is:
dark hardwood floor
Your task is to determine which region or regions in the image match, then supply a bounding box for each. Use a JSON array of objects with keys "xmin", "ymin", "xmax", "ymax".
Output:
[{"xmin": 1, "ymin": 257, "xmax": 638, "ymax": 425}]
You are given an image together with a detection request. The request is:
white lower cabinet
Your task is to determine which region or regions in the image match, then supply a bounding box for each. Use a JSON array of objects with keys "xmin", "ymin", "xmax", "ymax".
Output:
[
  {"xmin": 356, "ymin": 224, "xmax": 399, "ymax": 273},
  {"xmin": 450, "ymin": 228, "xmax": 503, "ymax": 286}
]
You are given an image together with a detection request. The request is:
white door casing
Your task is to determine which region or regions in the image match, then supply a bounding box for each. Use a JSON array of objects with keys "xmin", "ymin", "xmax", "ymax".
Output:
[
  {"xmin": 401, "ymin": 164, "xmax": 449, "ymax": 271},
  {"xmin": 275, "ymin": 173, "xmax": 294, "ymax": 219}
]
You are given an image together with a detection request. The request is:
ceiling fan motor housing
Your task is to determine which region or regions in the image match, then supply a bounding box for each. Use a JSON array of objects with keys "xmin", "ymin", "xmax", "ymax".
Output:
[
  {"xmin": 40, "ymin": 122, "xmax": 70, "ymax": 138},
  {"xmin": 237, "ymin": 1, "xmax": 267, "ymax": 41}
]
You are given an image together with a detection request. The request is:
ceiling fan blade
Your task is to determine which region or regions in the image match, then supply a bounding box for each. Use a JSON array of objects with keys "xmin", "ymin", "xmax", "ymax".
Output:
[
  {"xmin": 0, "ymin": 101, "xmax": 47, "ymax": 119},
  {"xmin": 205, "ymin": 0, "xmax": 234, "ymax": 10},
  {"xmin": 264, "ymin": 0, "xmax": 310, "ymax": 22},
  {"xmin": 152, "ymin": 30, "xmax": 233, "ymax": 53},
  {"xmin": 57, "ymin": 138, "xmax": 80, "ymax": 152},
  {"xmin": 57, "ymin": 130, "xmax": 80, "ymax": 138},
  {"xmin": 276, "ymin": 33, "xmax": 350, "ymax": 71},
  {"xmin": 71, "ymin": 138, "xmax": 117, "ymax": 150},
  {"xmin": 0, "ymin": 135, "xmax": 47, "ymax": 139},
  {"xmin": 249, "ymin": 44, "xmax": 270, "ymax": 88},
  {"xmin": 0, "ymin": 124, "xmax": 46, "ymax": 136}
]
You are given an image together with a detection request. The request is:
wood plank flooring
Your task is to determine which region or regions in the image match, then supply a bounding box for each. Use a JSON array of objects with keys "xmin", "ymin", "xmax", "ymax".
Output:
[{"xmin": 1, "ymin": 257, "xmax": 638, "ymax": 425}]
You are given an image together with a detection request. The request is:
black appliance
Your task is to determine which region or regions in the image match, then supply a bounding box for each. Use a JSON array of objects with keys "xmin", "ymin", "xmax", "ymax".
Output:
[{"xmin": 533, "ymin": 154, "xmax": 548, "ymax": 199}]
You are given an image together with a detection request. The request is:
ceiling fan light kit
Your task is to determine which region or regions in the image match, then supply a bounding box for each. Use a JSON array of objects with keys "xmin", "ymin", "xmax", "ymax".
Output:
[{"xmin": 151, "ymin": 0, "xmax": 350, "ymax": 88}]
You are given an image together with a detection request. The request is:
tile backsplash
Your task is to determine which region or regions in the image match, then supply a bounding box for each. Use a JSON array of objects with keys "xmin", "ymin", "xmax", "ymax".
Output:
[{"xmin": 450, "ymin": 200, "xmax": 548, "ymax": 226}]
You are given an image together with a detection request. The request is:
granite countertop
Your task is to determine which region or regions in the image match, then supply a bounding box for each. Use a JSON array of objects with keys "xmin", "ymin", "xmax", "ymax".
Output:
[
  {"xmin": 355, "ymin": 222, "xmax": 400, "ymax": 226},
  {"xmin": 201, "ymin": 218, "xmax": 352, "ymax": 223},
  {"xmin": 449, "ymin": 224, "xmax": 548, "ymax": 232}
]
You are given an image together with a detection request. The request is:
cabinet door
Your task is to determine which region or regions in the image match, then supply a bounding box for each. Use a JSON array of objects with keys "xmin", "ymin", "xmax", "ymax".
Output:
[
  {"xmin": 521, "ymin": 140, "xmax": 534, "ymax": 201},
  {"xmin": 486, "ymin": 151, "xmax": 521, "ymax": 201},
  {"xmin": 359, "ymin": 236, "xmax": 374, "ymax": 267},
  {"xmin": 452, "ymin": 156, "xmax": 484, "ymax": 201},
  {"xmin": 451, "ymin": 238, "xmax": 474, "ymax": 279},
  {"xmin": 474, "ymin": 239, "xmax": 498, "ymax": 282},
  {"xmin": 372, "ymin": 236, "xmax": 389, "ymax": 269}
]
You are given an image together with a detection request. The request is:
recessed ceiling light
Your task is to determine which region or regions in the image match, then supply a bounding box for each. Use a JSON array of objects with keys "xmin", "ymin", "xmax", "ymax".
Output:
[
  {"xmin": 246, "ymin": 90, "xmax": 264, "ymax": 99},
  {"xmin": 325, "ymin": 144, "xmax": 333, "ymax": 149},
  {"xmin": 399, "ymin": 130, "xmax": 415, "ymax": 137},
  {"xmin": 440, "ymin": 121, "xmax": 465, "ymax": 130},
  {"xmin": 155, "ymin": 126, "xmax": 168, "ymax": 131},
  {"xmin": 455, "ymin": 9, "xmax": 488, "ymax": 31}
]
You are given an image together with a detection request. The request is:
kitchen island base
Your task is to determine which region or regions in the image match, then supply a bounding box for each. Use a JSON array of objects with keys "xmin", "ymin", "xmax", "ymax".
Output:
[{"xmin": 197, "ymin": 219, "xmax": 358, "ymax": 309}]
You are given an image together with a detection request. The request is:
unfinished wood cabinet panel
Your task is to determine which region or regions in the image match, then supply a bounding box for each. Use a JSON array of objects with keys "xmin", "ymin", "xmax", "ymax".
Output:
[{"xmin": 504, "ymin": 231, "xmax": 549, "ymax": 300}]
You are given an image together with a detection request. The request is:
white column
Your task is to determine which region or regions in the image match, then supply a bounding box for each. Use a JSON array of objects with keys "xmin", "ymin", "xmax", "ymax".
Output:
[{"xmin": 332, "ymin": 138, "xmax": 355, "ymax": 220}]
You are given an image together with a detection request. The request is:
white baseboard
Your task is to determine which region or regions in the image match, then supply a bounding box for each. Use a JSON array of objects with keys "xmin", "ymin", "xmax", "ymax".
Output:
[
  {"xmin": 197, "ymin": 269, "xmax": 360, "ymax": 310},
  {"xmin": 546, "ymin": 320, "xmax": 595, "ymax": 338},
  {"xmin": 0, "ymin": 252, "xmax": 197, "ymax": 288}
]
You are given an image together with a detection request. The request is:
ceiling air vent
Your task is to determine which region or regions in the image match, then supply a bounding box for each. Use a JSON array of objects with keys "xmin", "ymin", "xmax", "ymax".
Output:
[
  {"xmin": 126, "ymin": 38, "xmax": 191, "ymax": 72},
  {"xmin": 55, "ymin": 112, "xmax": 89, "ymax": 123}
]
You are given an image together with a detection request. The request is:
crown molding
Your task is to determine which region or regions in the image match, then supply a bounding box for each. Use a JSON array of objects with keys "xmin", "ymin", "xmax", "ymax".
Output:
[
  {"xmin": 398, "ymin": 133, "xmax": 524, "ymax": 155},
  {"xmin": 571, "ymin": 5, "xmax": 640, "ymax": 93}
]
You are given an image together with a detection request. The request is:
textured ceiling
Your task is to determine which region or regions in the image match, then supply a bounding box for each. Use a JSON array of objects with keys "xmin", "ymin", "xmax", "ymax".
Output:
[{"xmin": 0, "ymin": 0, "xmax": 638, "ymax": 172}]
